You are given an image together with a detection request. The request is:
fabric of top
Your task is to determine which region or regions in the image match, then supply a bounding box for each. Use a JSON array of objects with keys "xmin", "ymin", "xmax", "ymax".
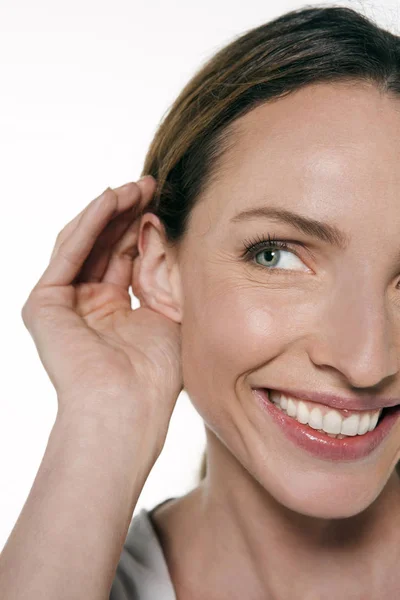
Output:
[{"xmin": 109, "ymin": 499, "xmax": 176, "ymax": 600}]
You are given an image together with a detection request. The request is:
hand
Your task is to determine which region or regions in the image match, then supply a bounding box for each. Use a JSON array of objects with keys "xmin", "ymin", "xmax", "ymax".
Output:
[{"xmin": 21, "ymin": 178, "xmax": 183, "ymax": 433}]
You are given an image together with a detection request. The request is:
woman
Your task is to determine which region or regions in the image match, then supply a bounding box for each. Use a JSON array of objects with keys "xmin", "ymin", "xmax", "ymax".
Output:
[{"xmin": 2, "ymin": 4, "xmax": 400, "ymax": 599}]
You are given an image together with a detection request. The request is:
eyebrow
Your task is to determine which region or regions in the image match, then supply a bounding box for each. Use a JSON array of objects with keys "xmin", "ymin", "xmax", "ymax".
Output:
[{"xmin": 230, "ymin": 205, "xmax": 350, "ymax": 250}]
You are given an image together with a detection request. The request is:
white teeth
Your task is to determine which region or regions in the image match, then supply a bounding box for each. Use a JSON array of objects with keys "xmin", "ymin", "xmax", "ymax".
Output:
[
  {"xmin": 323, "ymin": 410, "xmax": 342, "ymax": 434},
  {"xmin": 308, "ymin": 407, "xmax": 323, "ymax": 430},
  {"xmin": 269, "ymin": 392, "xmax": 382, "ymax": 437},
  {"xmin": 358, "ymin": 412, "xmax": 370, "ymax": 435},
  {"xmin": 287, "ymin": 398, "xmax": 297, "ymax": 417},
  {"xmin": 340, "ymin": 414, "xmax": 360, "ymax": 436},
  {"xmin": 280, "ymin": 395, "xmax": 288, "ymax": 410},
  {"xmin": 297, "ymin": 401, "xmax": 309, "ymax": 424},
  {"xmin": 368, "ymin": 411, "xmax": 380, "ymax": 431}
]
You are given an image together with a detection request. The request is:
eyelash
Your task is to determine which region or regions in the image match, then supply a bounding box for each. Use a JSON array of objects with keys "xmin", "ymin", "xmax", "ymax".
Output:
[
  {"xmin": 241, "ymin": 233, "xmax": 300, "ymax": 272},
  {"xmin": 241, "ymin": 235, "xmax": 400, "ymax": 290}
]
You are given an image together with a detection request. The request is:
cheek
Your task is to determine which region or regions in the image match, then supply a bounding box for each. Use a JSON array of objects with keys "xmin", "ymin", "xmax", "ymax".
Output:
[{"xmin": 180, "ymin": 273, "xmax": 312, "ymax": 412}]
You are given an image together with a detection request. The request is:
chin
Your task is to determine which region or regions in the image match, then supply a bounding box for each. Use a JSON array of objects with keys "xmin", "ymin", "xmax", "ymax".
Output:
[{"xmin": 252, "ymin": 459, "xmax": 394, "ymax": 520}]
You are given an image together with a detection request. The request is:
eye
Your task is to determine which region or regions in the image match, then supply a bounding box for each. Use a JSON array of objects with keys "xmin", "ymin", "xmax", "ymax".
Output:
[{"xmin": 241, "ymin": 233, "xmax": 310, "ymax": 273}]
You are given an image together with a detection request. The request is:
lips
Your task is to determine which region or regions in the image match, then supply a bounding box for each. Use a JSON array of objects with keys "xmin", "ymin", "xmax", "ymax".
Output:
[{"xmin": 253, "ymin": 388, "xmax": 400, "ymax": 461}]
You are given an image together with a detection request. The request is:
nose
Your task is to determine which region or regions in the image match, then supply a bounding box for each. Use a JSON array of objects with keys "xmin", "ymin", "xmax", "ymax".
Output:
[{"xmin": 307, "ymin": 279, "xmax": 399, "ymax": 389}]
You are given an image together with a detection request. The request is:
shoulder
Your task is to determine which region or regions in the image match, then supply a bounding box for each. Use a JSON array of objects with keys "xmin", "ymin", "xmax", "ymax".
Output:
[{"xmin": 109, "ymin": 507, "xmax": 176, "ymax": 600}]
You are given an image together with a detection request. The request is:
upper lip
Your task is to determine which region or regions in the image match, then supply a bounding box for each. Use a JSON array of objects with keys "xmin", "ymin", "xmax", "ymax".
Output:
[{"xmin": 253, "ymin": 387, "xmax": 400, "ymax": 412}]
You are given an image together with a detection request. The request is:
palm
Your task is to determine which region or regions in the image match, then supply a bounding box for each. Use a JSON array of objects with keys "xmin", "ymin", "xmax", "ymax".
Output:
[{"xmin": 45, "ymin": 280, "xmax": 179, "ymax": 401}]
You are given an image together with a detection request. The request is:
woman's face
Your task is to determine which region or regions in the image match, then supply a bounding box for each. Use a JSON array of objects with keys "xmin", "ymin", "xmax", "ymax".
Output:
[{"xmin": 149, "ymin": 81, "xmax": 400, "ymax": 519}]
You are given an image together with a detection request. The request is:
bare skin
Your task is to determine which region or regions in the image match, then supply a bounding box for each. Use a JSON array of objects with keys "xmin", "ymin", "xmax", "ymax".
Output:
[{"xmin": 134, "ymin": 81, "xmax": 400, "ymax": 599}]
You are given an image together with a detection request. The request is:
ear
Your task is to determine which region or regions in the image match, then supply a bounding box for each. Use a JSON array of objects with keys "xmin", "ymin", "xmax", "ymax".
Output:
[{"xmin": 132, "ymin": 212, "xmax": 183, "ymax": 323}]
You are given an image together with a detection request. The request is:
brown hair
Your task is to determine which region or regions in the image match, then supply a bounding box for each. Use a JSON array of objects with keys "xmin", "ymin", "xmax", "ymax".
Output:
[{"xmin": 140, "ymin": 4, "xmax": 400, "ymax": 481}]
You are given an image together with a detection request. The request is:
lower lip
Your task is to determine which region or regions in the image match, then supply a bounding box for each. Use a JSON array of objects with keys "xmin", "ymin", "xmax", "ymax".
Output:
[{"xmin": 253, "ymin": 389, "xmax": 400, "ymax": 462}]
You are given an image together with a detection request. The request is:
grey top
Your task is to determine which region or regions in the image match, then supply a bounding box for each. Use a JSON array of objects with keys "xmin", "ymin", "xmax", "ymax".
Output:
[{"xmin": 110, "ymin": 499, "xmax": 176, "ymax": 600}]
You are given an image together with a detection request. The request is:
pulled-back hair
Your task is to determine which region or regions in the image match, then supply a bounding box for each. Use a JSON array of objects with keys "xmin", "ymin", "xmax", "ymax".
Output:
[{"xmin": 140, "ymin": 4, "xmax": 400, "ymax": 481}]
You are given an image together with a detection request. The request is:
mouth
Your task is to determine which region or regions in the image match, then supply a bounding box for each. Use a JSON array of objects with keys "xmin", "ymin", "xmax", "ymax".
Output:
[{"xmin": 253, "ymin": 388, "xmax": 400, "ymax": 461}]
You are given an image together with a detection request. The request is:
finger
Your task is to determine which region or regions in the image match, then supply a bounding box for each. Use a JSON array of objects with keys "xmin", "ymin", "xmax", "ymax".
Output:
[
  {"xmin": 73, "ymin": 204, "xmax": 140, "ymax": 284},
  {"xmin": 73, "ymin": 176, "xmax": 157, "ymax": 285},
  {"xmin": 136, "ymin": 175, "xmax": 157, "ymax": 205},
  {"xmin": 35, "ymin": 189, "xmax": 120, "ymax": 289},
  {"xmin": 48, "ymin": 180, "xmax": 151, "ymax": 262},
  {"xmin": 100, "ymin": 218, "xmax": 144, "ymax": 288}
]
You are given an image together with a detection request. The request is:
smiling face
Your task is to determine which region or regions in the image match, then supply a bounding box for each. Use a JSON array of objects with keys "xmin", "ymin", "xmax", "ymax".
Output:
[{"xmin": 167, "ymin": 81, "xmax": 400, "ymax": 518}]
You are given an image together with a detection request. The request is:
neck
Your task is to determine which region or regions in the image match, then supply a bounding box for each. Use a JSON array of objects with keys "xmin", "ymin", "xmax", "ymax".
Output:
[{"xmin": 151, "ymin": 431, "xmax": 400, "ymax": 599}]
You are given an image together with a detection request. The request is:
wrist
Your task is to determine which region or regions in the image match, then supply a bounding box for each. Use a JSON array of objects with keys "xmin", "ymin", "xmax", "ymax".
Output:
[{"xmin": 55, "ymin": 396, "xmax": 166, "ymax": 470}]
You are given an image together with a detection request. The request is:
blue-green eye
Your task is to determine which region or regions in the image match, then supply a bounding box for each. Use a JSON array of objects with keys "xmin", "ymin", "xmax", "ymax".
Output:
[{"xmin": 241, "ymin": 233, "xmax": 308, "ymax": 272}]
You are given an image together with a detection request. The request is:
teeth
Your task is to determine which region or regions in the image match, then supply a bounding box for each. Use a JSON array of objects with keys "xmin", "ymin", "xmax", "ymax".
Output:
[
  {"xmin": 287, "ymin": 398, "xmax": 297, "ymax": 417},
  {"xmin": 297, "ymin": 401, "xmax": 309, "ymax": 425},
  {"xmin": 269, "ymin": 391, "xmax": 382, "ymax": 438},
  {"xmin": 323, "ymin": 409, "xmax": 342, "ymax": 434},
  {"xmin": 358, "ymin": 412, "xmax": 371, "ymax": 435},
  {"xmin": 309, "ymin": 406, "xmax": 323, "ymax": 431}
]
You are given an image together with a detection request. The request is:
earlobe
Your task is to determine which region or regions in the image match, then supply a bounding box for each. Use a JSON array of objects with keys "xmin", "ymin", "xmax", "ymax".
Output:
[{"xmin": 132, "ymin": 213, "xmax": 183, "ymax": 324}]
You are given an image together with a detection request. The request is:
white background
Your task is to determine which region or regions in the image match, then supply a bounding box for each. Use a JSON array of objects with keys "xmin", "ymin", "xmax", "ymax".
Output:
[{"xmin": 1, "ymin": 0, "xmax": 399, "ymax": 550}]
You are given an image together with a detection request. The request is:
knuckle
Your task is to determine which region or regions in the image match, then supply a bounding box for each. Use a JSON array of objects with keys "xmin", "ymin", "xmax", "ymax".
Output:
[
  {"xmin": 103, "ymin": 186, "xmax": 117, "ymax": 199},
  {"xmin": 54, "ymin": 227, "xmax": 68, "ymax": 245},
  {"xmin": 116, "ymin": 182, "xmax": 137, "ymax": 193},
  {"xmin": 21, "ymin": 296, "xmax": 38, "ymax": 327},
  {"xmin": 57, "ymin": 245, "xmax": 80, "ymax": 266},
  {"xmin": 21, "ymin": 288, "xmax": 51, "ymax": 321},
  {"xmin": 102, "ymin": 188, "xmax": 117, "ymax": 207},
  {"xmin": 52, "ymin": 233, "xmax": 64, "ymax": 255},
  {"xmin": 20, "ymin": 301, "xmax": 30, "ymax": 326}
]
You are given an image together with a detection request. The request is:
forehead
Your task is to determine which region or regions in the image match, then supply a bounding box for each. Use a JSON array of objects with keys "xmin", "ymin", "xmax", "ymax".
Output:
[{"xmin": 189, "ymin": 81, "xmax": 400, "ymax": 237}]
